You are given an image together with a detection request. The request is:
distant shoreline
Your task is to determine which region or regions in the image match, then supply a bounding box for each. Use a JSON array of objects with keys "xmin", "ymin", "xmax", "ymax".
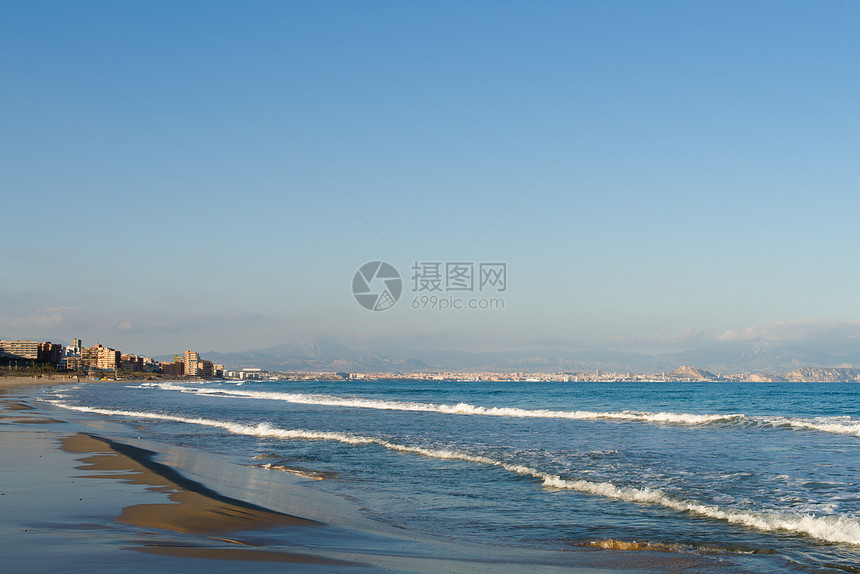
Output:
[{"xmin": 3, "ymin": 373, "xmax": 860, "ymax": 388}]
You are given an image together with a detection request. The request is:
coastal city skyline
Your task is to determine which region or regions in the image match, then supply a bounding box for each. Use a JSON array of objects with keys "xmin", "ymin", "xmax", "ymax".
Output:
[{"xmin": 4, "ymin": 333, "xmax": 860, "ymax": 383}]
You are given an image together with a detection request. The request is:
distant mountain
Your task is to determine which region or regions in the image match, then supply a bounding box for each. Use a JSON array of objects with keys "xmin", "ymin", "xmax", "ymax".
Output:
[
  {"xmin": 667, "ymin": 366, "xmax": 717, "ymax": 380},
  {"xmin": 186, "ymin": 337, "xmax": 860, "ymax": 378},
  {"xmin": 199, "ymin": 339, "xmax": 358, "ymax": 372},
  {"xmin": 784, "ymin": 367, "xmax": 860, "ymax": 382},
  {"xmin": 656, "ymin": 344, "xmax": 860, "ymax": 375}
]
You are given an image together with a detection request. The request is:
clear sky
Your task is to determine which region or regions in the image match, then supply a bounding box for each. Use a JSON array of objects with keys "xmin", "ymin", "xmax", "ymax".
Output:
[{"xmin": 2, "ymin": 1, "xmax": 859, "ymax": 358}]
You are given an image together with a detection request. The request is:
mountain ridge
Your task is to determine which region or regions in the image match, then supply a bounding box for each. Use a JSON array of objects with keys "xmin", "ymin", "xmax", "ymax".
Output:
[{"xmin": 169, "ymin": 338, "xmax": 860, "ymax": 379}]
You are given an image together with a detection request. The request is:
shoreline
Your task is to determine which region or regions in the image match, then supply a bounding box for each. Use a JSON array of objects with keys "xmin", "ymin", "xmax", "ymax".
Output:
[
  {"xmin": 1, "ymin": 382, "xmax": 754, "ymax": 573},
  {"xmin": 0, "ymin": 375, "xmax": 83, "ymax": 388}
]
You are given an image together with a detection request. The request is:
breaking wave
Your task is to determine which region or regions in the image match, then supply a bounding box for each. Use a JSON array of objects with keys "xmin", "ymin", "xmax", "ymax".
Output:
[
  {"xmin": 47, "ymin": 399, "xmax": 860, "ymax": 546},
  {"xmin": 135, "ymin": 382, "xmax": 746, "ymax": 425},
  {"xmin": 134, "ymin": 382, "xmax": 860, "ymax": 437},
  {"xmin": 756, "ymin": 415, "xmax": 860, "ymax": 438}
]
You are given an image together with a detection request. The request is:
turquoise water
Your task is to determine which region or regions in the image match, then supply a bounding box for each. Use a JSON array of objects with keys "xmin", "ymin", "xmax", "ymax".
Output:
[{"xmin": 47, "ymin": 381, "xmax": 860, "ymax": 572}]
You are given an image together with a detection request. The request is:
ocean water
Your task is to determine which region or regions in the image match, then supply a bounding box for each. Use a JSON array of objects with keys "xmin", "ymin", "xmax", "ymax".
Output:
[{"xmin": 45, "ymin": 380, "xmax": 860, "ymax": 572}]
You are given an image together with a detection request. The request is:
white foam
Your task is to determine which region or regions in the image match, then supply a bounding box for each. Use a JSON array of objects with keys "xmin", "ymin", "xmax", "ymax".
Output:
[
  {"xmin": 140, "ymin": 382, "xmax": 745, "ymax": 426},
  {"xmin": 541, "ymin": 476, "xmax": 860, "ymax": 546},
  {"xmin": 47, "ymin": 399, "xmax": 860, "ymax": 546},
  {"xmin": 144, "ymin": 382, "xmax": 860, "ymax": 438},
  {"xmin": 758, "ymin": 415, "xmax": 860, "ymax": 437}
]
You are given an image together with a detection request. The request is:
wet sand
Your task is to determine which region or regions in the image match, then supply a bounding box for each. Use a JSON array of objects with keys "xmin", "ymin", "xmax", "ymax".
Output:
[
  {"xmin": 0, "ymin": 375, "xmax": 82, "ymax": 388},
  {"xmin": 0, "ymin": 383, "xmax": 755, "ymax": 573},
  {"xmin": 0, "ymin": 388, "xmax": 366, "ymax": 572},
  {"xmin": 60, "ymin": 433, "xmax": 320, "ymax": 534}
]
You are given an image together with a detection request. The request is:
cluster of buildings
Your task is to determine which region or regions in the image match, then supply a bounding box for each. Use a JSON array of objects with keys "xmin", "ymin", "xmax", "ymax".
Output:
[
  {"xmin": 160, "ymin": 350, "xmax": 224, "ymax": 378},
  {"xmin": 340, "ymin": 367, "xmax": 721, "ymax": 382},
  {"xmin": 0, "ymin": 339, "xmax": 223, "ymax": 379},
  {"xmin": 345, "ymin": 371, "xmax": 576, "ymax": 382},
  {"xmin": 8, "ymin": 338, "xmax": 853, "ymax": 383}
]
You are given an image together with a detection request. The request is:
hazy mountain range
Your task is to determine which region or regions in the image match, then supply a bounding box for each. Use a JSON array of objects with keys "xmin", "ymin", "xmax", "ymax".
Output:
[{"xmin": 184, "ymin": 338, "xmax": 860, "ymax": 376}]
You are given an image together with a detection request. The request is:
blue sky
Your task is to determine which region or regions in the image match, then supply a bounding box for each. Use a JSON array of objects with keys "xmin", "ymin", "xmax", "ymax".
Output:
[{"xmin": 2, "ymin": 1, "xmax": 859, "ymax": 358}]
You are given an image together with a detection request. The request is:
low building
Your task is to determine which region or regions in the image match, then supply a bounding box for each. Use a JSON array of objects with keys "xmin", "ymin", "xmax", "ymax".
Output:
[
  {"xmin": 142, "ymin": 357, "xmax": 161, "ymax": 373},
  {"xmin": 200, "ymin": 359, "xmax": 214, "ymax": 378},
  {"xmin": 239, "ymin": 368, "xmax": 265, "ymax": 380},
  {"xmin": 120, "ymin": 354, "xmax": 144, "ymax": 372},
  {"xmin": 63, "ymin": 357, "xmax": 84, "ymax": 371},
  {"xmin": 38, "ymin": 342, "xmax": 63, "ymax": 364},
  {"xmin": 161, "ymin": 360, "xmax": 185, "ymax": 377},
  {"xmin": 0, "ymin": 340, "xmax": 40, "ymax": 360}
]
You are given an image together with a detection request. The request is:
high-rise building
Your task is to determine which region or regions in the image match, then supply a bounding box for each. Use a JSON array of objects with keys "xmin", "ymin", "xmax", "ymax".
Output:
[{"xmin": 184, "ymin": 350, "xmax": 200, "ymax": 376}]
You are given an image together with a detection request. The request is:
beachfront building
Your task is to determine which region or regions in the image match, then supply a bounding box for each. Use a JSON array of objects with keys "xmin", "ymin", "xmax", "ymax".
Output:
[
  {"xmin": 60, "ymin": 339, "xmax": 83, "ymax": 370},
  {"xmin": 120, "ymin": 354, "xmax": 144, "ymax": 372},
  {"xmin": 0, "ymin": 340, "xmax": 40, "ymax": 360},
  {"xmin": 37, "ymin": 342, "xmax": 63, "ymax": 364},
  {"xmin": 142, "ymin": 357, "xmax": 161, "ymax": 373},
  {"xmin": 161, "ymin": 359, "xmax": 184, "ymax": 377},
  {"xmin": 81, "ymin": 344, "xmax": 121, "ymax": 371},
  {"xmin": 159, "ymin": 351, "xmax": 216, "ymax": 378},
  {"xmin": 0, "ymin": 340, "xmax": 68, "ymax": 365},
  {"xmin": 63, "ymin": 357, "xmax": 84, "ymax": 371},
  {"xmin": 199, "ymin": 359, "xmax": 214, "ymax": 378},
  {"xmin": 184, "ymin": 350, "xmax": 200, "ymax": 377}
]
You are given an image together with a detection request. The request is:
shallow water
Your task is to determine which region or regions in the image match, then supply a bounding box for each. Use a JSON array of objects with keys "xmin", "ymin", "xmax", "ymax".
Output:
[{"xmin": 45, "ymin": 380, "xmax": 860, "ymax": 572}]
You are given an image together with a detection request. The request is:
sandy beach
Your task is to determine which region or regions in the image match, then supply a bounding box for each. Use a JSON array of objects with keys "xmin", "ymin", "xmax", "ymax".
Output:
[
  {"xmin": 1, "ymin": 380, "xmax": 752, "ymax": 573},
  {"xmin": 0, "ymin": 375, "xmax": 83, "ymax": 388},
  {"xmin": 1, "ymin": 380, "xmax": 373, "ymax": 573}
]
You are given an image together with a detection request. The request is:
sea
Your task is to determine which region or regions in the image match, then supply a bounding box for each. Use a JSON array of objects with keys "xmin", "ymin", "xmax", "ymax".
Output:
[{"xmin": 43, "ymin": 380, "xmax": 860, "ymax": 572}]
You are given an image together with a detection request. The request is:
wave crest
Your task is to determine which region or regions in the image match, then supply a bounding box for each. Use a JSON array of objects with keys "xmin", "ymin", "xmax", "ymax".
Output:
[{"xmin": 138, "ymin": 383, "xmax": 746, "ymax": 426}]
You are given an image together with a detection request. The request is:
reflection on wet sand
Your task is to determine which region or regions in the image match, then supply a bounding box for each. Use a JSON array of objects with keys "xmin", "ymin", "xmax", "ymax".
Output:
[
  {"xmin": 59, "ymin": 433, "xmax": 355, "ymax": 565},
  {"xmin": 1, "ymin": 399, "xmax": 65, "ymax": 424}
]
